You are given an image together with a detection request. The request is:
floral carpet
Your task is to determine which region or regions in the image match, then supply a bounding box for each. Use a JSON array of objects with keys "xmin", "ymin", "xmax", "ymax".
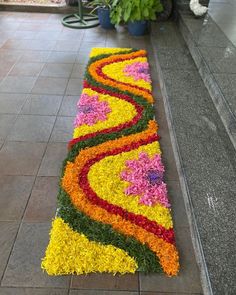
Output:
[{"xmin": 42, "ymin": 48, "xmax": 179, "ymax": 276}]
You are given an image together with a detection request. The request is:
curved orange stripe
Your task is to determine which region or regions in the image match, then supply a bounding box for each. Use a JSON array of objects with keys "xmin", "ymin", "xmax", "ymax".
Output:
[{"xmin": 89, "ymin": 50, "xmax": 154, "ymax": 103}]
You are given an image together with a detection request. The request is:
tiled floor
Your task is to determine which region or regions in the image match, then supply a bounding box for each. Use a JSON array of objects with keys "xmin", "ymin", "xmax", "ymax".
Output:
[{"xmin": 0, "ymin": 11, "xmax": 202, "ymax": 295}]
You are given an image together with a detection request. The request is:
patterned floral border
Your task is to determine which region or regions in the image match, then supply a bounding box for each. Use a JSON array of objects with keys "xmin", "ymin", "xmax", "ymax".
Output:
[{"xmin": 41, "ymin": 48, "xmax": 179, "ymax": 276}]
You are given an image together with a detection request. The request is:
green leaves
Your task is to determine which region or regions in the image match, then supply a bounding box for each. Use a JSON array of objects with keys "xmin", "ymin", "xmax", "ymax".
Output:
[{"xmin": 110, "ymin": 0, "xmax": 163, "ymax": 24}]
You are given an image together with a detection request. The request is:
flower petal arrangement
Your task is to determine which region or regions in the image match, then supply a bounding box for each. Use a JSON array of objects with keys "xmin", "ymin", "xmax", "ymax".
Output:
[{"xmin": 42, "ymin": 48, "xmax": 179, "ymax": 277}]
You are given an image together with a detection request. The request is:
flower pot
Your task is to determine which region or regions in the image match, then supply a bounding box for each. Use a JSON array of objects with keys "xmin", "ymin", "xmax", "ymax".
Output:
[
  {"xmin": 127, "ymin": 20, "xmax": 149, "ymax": 36},
  {"xmin": 97, "ymin": 7, "xmax": 114, "ymax": 30}
]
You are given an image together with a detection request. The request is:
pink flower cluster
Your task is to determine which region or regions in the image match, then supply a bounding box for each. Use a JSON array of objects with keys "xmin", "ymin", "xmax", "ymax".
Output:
[
  {"xmin": 124, "ymin": 62, "xmax": 151, "ymax": 82},
  {"xmin": 121, "ymin": 152, "xmax": 170, "ymax": 207},
  {"xmin": 74, "ymin": 93, "xmax": 111, "ymax": 127}
]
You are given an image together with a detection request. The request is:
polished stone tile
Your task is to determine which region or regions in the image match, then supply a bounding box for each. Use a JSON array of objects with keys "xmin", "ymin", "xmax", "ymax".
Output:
[
  {"xmin": 32, "ymin": 77, "xmax": 68, "ymax": 95},
  {"xmin": 0, "ymin": 176, "xmax": 34, "ymax": 221},
  {"xmin": 0, "ymin": 76, "xmax": 36, "ymax": 93},
  {"xmin": 0, "ymin": 222, "xmax": 19, "ymax": 279},
  {"xmin": 0, "ymin": 93, "xmax": 27, "ymax": 114},
  {"xmin": 40, "ymin": 63, "xmax": 73, "ymax": 78},
  {"xmin": 65, "ymin": 78, "xmax": 83, "ymax": 95},
  {"xmin": 181, "ymin": 15, "xmax": 231, "ymax": 47},
  {"xmin": 156, "ymin": 47, "xmax": 195, "ymax": 70},
  {"xmin": 151, "ymin": 22, "xmax": 186, "ymax": 49},
  {"xmin": 214, "ymin": 73, "xmax": 236, "ymax": 116},
  {"xmin": 50, "ymin": 116, "xmax": 73, "ymax": 143},
  {"xmin": 70, "ymin": 291, "xmax": 138, "ymax": 295},
  {"xmin": 162, "ymin": 69, "xmax": 207, "ymax": 99},
  {"xmin": 200, "ymin": 45, "xmax": 236, "ymax": 74},
  {"xmin": 140, "ymin": 227, "xmax": 202, "ymax": 293},
  {"xmin": 8, "ymin": 115, "xmax": 56, "ymax": 142},
  {"xmin": 0, "ymin": 114, "xmax": 17, "ymax": 140},
  {"xmin": 38, "ymin": 142, "xmax": 67, "ymax": 176},
  {"xmin": 0, "ymin": 142, "xmax": 46, "ymax": 175},
  {"xmin": 24, "ymin": 176, "xmax": 59, "ymax": 222},
  {"xmin": 71, "ymin": 273, "xmax": 139, "ymax": 291},
  {"xmin": 0, "ymin": 288, "xmax": 68, "ymax": 295},
  {"xmin": 58, "ymin": 95, "xmax": 78, "ymax": 117},
  {"xmin": 21, "ymin": 94, "xmax": 63, "ymax": 116},
  {"xmin": 71, "ymin": 63, "xmax": 87, "ymax": 79},
  {"xmin": 9, "ymin": 62, "xmax": 44, "ymax": 76},
  {"xmin": 1, "ymin": 222, "xmax": 70, "ymax": 288},
  {"xmin": 46, "ymin": 51, "xmax": 77, "ymax": 64}
]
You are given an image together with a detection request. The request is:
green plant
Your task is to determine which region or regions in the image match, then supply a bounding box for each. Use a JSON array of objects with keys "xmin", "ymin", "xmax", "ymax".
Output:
[
  {"xmin": 110, "ymin": 0, "xmax": 163, "ymax": 24},
  {"xmin": 87, "ymin": 0, "xmax": 119, "ymax": 11}
]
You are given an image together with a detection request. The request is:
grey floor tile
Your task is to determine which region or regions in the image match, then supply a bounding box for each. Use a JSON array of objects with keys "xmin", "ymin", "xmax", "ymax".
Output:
[
  {"xmin": 36, "ymin": 30, "xmax": 61, "ymax": 41},
  {"xmin": 19, "ymin": 51, "xmax": 51, "ymax": 63},
  {"xmin": 9, "ymin": 62, "xmax": 44, "ymax": 77},
  {"xmin": 0, "ymin": 142, "xmax": 46, "ymax": 175},
  {"xmin": 58, "ymin": 96, "xmax": 79, "ymax": 117},
  {"xmin": 0, "ymin": 76, "xmax": 36, "ymax": 93},
  {"xmin": 71, "ymin": 63, "xmax": 86, "ymax": 79},
  {"xmin": 0, "ymin": 140, "xmax": 3, "ymax": 150},
  {"xmin": 0, "ymin": 114, "xmax": 17, "ymax": 140},
  {"xmin": 24, "ymin": 176, "xmax": 59, "ymax": 222},
  {"xmin": 167, "ymin": 181, "xmax": 189, "ymax": 229},
  {"xmin": 70, "ymin": 291, "xmax": 138, "ymax": 295},
  {"xmin": 0, "ymin": 288, "xmax": 68, "ymax": 295},
  {"xmin": 50, "ymin": 116, "xmax": 74, "ymax": 142},
  {"xmin": 0, "ymin": 49, "xmax": 23, "ymax": 63},
  {"xmin": 46, "ymin": 51, "xmax": 77, "ymax": 64},
  {"xmin": 57, "ymin": 30, "xmax": 84, "ymax": 41},
  {"xmin": 0, "ymin": 61, "xmax": 15, "ymax": 78},
  {"xmin": 140, "ymin": 227, "xmax": 202, "ymax": 293},
  {"xmin": 21, "ymin": 94, "xmax": 63, "ymax": 116},
  {"xmin": 40, "ymin": 63, "xmax": 73, "ymax": 78},
  {"xmin": 8, "ymin": 115, "xmax": 56, "ymax": 142},
  {"xmin": 76, "ymin": 51, "xmax": 90, "ymax": 64},
  {"xmin": 0, "ymin": 221, "xmax": 19, "ymax": 280},
  {"xmin": 71, "ymin": 273, "xmax": 139, "ymax": 291},
  {"xmin": 31, "ymin": 77, "xmax": 68, "ymax": 95},
  {"xmin": 1, "ymin": 222, "xmax": 70, "ymax": 288},
  {"xmin": 38, "ymin": 142, "xmax": 67, "ymax": 176},
  {"xmin": 0, "ymin": 176, "xmax": 34, "ymax": 221},
  {"xmin": 65, "ymin": 78, "xmax": 83, "ymax": 95},
  {"xmin": 0, "ymin": 93, "xmax": 27, "ymax": 114},
  {"xmin": 54, "ymin": 40, "xmax": 81, "ymax": 52}
]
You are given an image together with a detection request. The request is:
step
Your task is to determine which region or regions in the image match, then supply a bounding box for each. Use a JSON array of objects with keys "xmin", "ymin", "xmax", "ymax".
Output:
[
  {"xmin": 177, "ymin": 10, "xmax": 236, "ymax": 151},
  {"xmin": 151, "ymin": 21, "xmax": 236, "ymax": 295}
]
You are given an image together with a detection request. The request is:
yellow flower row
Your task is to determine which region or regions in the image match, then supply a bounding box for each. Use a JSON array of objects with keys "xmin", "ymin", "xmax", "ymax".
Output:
[{"xmin": 42, "ymin": 218, "xmax": 138, "ymax": 275}]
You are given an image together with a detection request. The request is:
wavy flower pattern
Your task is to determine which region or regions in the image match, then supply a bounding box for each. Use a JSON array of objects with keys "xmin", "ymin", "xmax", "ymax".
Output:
[{"xmin": 42, "ymin": 48, "xmax": 179, "ymax": 277}]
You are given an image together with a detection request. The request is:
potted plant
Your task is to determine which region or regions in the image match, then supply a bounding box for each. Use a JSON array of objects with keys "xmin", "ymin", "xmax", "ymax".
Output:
[
  {"xmin": 110, "ymin": 0, "xmax": 163, "ymax": 36},
  {"xmin": 88, "ymin": 0, "xmax": 119, "ymax": 29}
]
